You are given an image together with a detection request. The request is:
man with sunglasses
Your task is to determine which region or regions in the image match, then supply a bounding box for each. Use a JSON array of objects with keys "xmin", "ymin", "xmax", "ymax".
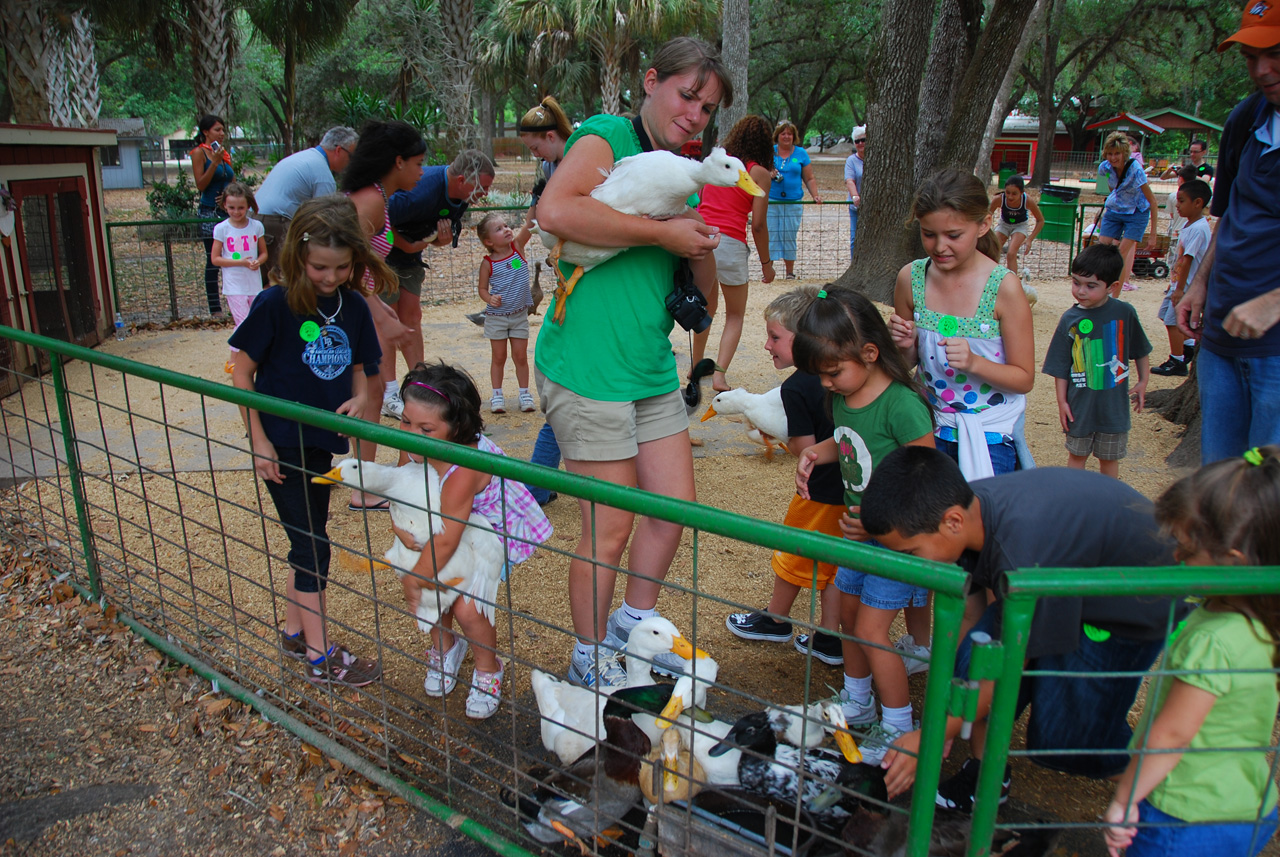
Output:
[
  {"xmin": 255, "ymin": 126, "xmax": 359, "ymax": 284},
  {"xmin": 844, "ymin": 125, "xmax": 866, "ymax": 258}
]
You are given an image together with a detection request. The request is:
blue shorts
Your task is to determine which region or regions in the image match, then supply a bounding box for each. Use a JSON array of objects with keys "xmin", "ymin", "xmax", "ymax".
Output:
[
  {"xmin": 1124, "ymin": 800, "xmax": 1278, "ymax": 857},
  {"xmin": 1099, "ymin": 206, "xmax": 1152, "ymax": 242},
  {"xmin": 955, "ymin": 603, "xmax": 1166, "ymax": 778},
  {"xmin": 834, "ymin": 539, "xmax": 930, "ymax": 610},
  {"xmin": 934, "ymin": 436, "xmax": 1018, "ymax": 475},
  {"xmin": 1158, "ymin": 287, "xmax": 1179, "ymax": 327}
]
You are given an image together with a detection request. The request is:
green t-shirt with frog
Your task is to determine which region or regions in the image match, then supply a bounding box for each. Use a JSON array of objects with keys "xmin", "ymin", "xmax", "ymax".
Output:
[{"xmin": 830, "ymin": 380, "xmax": 934, "ymax": 510}]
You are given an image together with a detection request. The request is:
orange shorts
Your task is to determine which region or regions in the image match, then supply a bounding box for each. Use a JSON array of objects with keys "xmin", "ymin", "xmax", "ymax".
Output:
[{"xmin": 771, "ymin": 495, "xmax": 846, "ymax": 589}]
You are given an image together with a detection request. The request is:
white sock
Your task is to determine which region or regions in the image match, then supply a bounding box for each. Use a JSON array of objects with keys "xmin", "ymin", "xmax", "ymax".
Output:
[
  {"xmin": 1183, "ymin": 340, "xmax": 1196, "ymax": 350},
  {"xmin": 384, "ymin": 380, "xmax": 398, "ymax": 398},
  {"xmin": 882, "ymin": 704, "xmax": 914, "ymax": 734},
  {"xmin": 573, "ymin": 641, "xmax": 596, "ymax": 661},
  {"xmin": 519, "ymin": 387, "xmax": 529, "ymax": 395},
  {"xmin": 618, "ymin": 601, "xmax": 657, "ymax": 627},
  {"xmin": 493, "ymin": 388, "xmax": 503, "ymax": 398},
  {"xmin": 843, "ymin": 673, "xmax": 873, "ymax": 702},
  {"xmin": 1172, "ymin": 354, "xmax": 1186, "ymax": 363}
]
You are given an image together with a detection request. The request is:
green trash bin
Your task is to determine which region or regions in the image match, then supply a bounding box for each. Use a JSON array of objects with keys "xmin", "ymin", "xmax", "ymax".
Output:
[
  {"xmin": 1038, "ymin": 191, "xmax": 1078, "ymax": 245},
  {"xmin": 998, "ymin": 167, "xmax": 1015, "ymax": 188}
]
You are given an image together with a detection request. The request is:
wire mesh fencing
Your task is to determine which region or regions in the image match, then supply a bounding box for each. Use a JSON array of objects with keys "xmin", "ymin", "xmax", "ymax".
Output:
[{"xmin": 2, "ymin": 324, "xmax": 978, "ymax": 857}]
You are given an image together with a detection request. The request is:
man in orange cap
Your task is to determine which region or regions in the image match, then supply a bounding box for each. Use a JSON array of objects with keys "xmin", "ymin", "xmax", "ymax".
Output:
[{"xmin": 1177, "ymin": 0, "xmax": 1280, "ymax": 464}]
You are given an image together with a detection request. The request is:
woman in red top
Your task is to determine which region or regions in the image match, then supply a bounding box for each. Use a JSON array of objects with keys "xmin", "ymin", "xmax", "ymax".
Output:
[{"xmin": 694, "ymin": 115, "xmax": 776, "ymax": 392}]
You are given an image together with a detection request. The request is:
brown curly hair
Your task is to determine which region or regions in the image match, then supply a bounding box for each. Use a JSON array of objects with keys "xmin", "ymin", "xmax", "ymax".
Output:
[{"xmin": 720, "ymin": 115, "xmax": 774, "ymax": 172}]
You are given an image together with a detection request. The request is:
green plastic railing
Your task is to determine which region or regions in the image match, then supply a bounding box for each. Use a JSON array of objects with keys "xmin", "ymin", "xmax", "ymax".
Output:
[{"xmin": 1, "ymin": 324, "xmax": 971, "ymax": 857}]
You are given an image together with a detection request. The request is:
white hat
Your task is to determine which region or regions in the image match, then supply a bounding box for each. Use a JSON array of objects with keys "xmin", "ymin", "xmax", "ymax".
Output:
[{"xmin": 852, "ymin": 125, "xmax": 867, "ymax": 141}]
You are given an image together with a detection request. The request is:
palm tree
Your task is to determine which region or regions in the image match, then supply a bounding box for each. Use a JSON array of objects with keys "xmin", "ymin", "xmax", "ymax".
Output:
[
  {"xmin": 495, "ymin": 0, "xmax": 715, "ymax": 115},
  {"xmin": 246, "ymin": 0, "xmax": 360, "ymax": 153},
  {"xmin": 187, "ymin": 0, "xmax": 234, "ymax": 118},
  {"xmin": 0, "ymin": 0, "xmax": 69, "ymax": 125},
  {"xmin": 66, "ymin": 10, "xmax": 101, "ymax": 126}
]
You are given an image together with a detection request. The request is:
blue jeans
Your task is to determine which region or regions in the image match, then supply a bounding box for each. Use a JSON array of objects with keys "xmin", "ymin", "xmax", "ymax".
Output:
[
  {"xmin": 833, "ymin": 539, "xmax": 930, "ymax": 609},
  {"xmin": 528, "ymin": 421, "xmax": 561, "ymax": 504},
  {"xmin": 934, "ymin": 437, "xmax": 1019, "ymax": 475},
  {"xmin": 262, "ymin": 446, "xmax": 333, "ymax": 594},
  {"xmin": 848, "ymin": 205, "xmax": 858, "ymax": 259},
  {"xmin": 955, "ymin": 605, "xmax": 1166, "ymax": 778},
  {"xmin": 1125, "ymin": 800, "xmax": 1278, "ymax": 857},
  {"xmin": 1197, "ymin": 346, "xmax": 1280, "ymax": 464}
]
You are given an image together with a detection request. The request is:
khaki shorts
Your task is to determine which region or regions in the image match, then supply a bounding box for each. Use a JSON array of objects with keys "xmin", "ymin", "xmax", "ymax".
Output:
[
  {"xmin": 995, "ymin": 218, "xmax": 1034, "ymax": 238},
  {"xmin": 711, "ymin": 234, "xmax": 749, "ymax": 284},
  {"xmin": 772, "ymin": 495, "xmax": 845, "ymax": 589},
  {"xmin": 1065, "ymin": 431, "xmax": 1128, "ymax": 460},
  {"xmin": 484, "ymin": 309, "xmax": 530, "ymax": 340},
  {"xmin": 536, "ymin": 371, "xmax": 689, "ymax": 461},
  {"xmin": 394, "ymin": 263, "xmax": 426, "ymax": 298}
]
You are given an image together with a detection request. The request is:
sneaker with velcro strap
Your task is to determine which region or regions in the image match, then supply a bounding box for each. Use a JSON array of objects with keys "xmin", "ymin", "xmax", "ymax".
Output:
[
  {"xmin": 935, "ymin": 756, "xmax": 1011, "ymax": 813},
  {"xmin": 307, "ymin": 645, "xmax": 381, "ymax": 688}
]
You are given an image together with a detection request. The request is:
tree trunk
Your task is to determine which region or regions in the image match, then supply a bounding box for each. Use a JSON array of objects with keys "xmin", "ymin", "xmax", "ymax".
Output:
[
  {"xmin": 438, "ymin": 0, "xmax": 476, "ymax": 154},
  {"xmin": 66, "ymin": 11, "xmax": 100, "ymax": 128},
  {"xmin": 45, "ymin": 16, "xmax": 73, "ymax": 127},
  {"xmin": 974, "ymin": 0, "xmax": 1044, "ymax": 177},
  {"xmin": 283, "ymin": 33, "xmax": 296, "ymax": 153},
  {"xmin": 1031, "ymin": 103, "xmax": 1061, "ymax": 185},
  {"xmin": 598, "ymin": 45, "xmax": 623, "ymax": 115},
  {"xmin": 0, "ymin": 0, "xmax": 60, "ymax": 125},
  {"xmin": 188, "ymin": 0, "xmax": 232, "ymax": 119},
  {"xmin": 479, "ymin": 87, "xmax": 494, "ymax": 161},
  {"xmin": 719, "ymin": 0, "xmax": 749, "ymax": 136},
  {"xmin": 835, "ymin": 0, "xmax": 935, "ymax": 305},
  {"xmin": 936, "ymin": 0, "xmax": 1039, "ymax": 172},
  {"xmin": 914, "ymin": 0, "xmax": 968, "ymax": 184}
]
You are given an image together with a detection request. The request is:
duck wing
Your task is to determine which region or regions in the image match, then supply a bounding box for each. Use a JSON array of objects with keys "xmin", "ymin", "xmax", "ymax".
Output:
[
  {"xmin": 592, "ymin": 151, "xmax": 699, "ymax": 220},
  {"xmin": 456, "ymin": 515, "xmax": 504, "ymax": 626}
]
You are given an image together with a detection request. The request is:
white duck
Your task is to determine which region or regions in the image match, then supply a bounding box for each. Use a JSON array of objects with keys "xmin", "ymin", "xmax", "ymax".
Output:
[
  {"xmin": 536, "ymin": 147, "xmax": 765, "ymax": 323},
  {"xmin": 531, "ymin": 617, "xmax": 709, "ymax": 765},
  {"xmin": 312, "ymin": 459, "xmax": 505, "ymax": 633},
  {"xmin": 700, "ymin": 386, "xmax": 789, "ymax": 459}
]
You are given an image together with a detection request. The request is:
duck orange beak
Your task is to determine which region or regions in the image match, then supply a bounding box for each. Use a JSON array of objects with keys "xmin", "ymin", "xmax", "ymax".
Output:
[
  {"xmin": 700, "ymin": 406, "xmax": 718, "ymax": 422},
  {"xmin": 738, "ymin": 170, "xmax": 766, "ymax": 197},
  {"xmin": 835, "ymin": 729, "xmax": 862, "ymax": 764},
  {"xmin": 669, "ymin": 635, "xmax": 709, "ymax": 662},
  {"xmin": 658, "ymin": 693, "xmax": 685, "ymax": 727},
  {"xmin": 311, "ymin": 466, "xmax": 346, "ymax": 485}
]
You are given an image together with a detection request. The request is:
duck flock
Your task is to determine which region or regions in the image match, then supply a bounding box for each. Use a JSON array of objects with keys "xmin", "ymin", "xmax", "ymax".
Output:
[{"xmin": 502, "ymin": 617, "xmax": 1056, "ymax": 857}]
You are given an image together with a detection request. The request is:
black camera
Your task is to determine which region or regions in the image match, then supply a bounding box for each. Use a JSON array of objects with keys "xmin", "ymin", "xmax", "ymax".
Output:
[{"xmin": 666, "ymin": 259, "xmax": 711, "ymax": 333}]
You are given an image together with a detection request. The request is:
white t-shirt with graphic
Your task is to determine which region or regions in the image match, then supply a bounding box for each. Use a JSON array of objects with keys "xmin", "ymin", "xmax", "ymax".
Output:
[{"xmin": 213, "ymin": 218, "xmax": 266, "ymax": 296}]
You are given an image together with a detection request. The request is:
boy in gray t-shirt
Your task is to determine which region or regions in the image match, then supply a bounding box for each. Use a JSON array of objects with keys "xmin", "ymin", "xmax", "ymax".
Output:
[
  {"xmin": 1042, "ymin": 244, "xmax": 1151, "ymax": 479},
  {"xmin": 1152, "ymin": 179, "xmax": 1212, "ymax": 377}
]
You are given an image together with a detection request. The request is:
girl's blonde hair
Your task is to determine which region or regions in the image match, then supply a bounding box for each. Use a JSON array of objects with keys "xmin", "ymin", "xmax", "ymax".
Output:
[
  {"xmin": 217, "ymin": 181, "xmax": 256, "ymax": 212},
  {"xmin": 1155, "ymin": 445, "xmax": 1280, "ymax": 665},
  {"xmin": 1102, "ymin": 131, "xmax": 1132, "ymax": 154},
  {"xmin": 910, "ymin": 168, "xmax": 1001, "ymax": 263},
  {"xmin": 475, "ymin": 212, "xmax": 507, "ymax": 248},
  {"xmin": 518, "ymin": 96, "xmax": 572, "ymax": 141},
  {"xmin": 277, "ymin": 195, "xmax": 396, "ymax": 316}
]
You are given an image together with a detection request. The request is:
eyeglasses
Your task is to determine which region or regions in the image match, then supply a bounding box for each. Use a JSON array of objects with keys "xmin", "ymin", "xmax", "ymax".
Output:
[{"xmin": 340, "ymin": 146, "xmax": 355, "ymax": 157}]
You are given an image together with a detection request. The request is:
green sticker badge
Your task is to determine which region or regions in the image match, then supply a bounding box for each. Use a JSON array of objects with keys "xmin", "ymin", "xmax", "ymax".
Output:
[
  {"xmin": 1083, "ymin": 623, "xmax": 1111, "ymax": 643},
  {"xmin": 511, "ymin": 258, "xmax": 523, "ymax": 270},
  {"xmin": 231, "ymin": 252, "xmax": 241, "ymax": 260},
  {"xmin": 938, "ymin": 315, "xmax": 959, "ymax": 337},
  {"xmin": 384, "ymin": 228, "xmax": 394, "ymax": 244},
  {"xmin": 1078, "ymin": 318, "xmax": 1094, "ymax": 334},
  {"xmin": 299, "ymin": 321, "xmax": 321, "ymax": 342},
  {"xmin": 439, "ymin": 208, "xmax": 450, "ymax": 216}
]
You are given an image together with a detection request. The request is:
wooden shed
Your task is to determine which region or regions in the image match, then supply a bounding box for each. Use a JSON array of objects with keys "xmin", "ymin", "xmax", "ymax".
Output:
[
  {"xmin": 97, "ymin": 118, "xmax": 148, "ymax": 190},
  {"xmin": 0, "ymin": 123, "xmax": 117, "ymax": 386}
]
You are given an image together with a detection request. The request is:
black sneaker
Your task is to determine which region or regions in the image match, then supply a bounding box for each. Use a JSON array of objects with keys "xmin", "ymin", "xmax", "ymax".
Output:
[
  {"xmin": 793, "ymin": 631, "xmax": 844, "ymax": 665},
  {"xmin": 1150, "ymin": 356, "xmax": 1188, "ymax": 377},
  {"xmin": 935, "ymin": 757, "xmax": 1011, "ymax": 813},
  {"xmin": 725, "ymin": 610, "xmax": 793, "ymax": 642}
]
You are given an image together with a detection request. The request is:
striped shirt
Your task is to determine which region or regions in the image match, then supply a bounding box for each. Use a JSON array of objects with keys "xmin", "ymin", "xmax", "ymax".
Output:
[{"xmin": 482, "ymin": 248, "xmax": 531, "ymax": 316}]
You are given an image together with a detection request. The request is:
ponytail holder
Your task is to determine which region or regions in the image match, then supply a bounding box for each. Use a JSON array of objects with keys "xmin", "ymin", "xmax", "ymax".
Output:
[
  {"xmin": 1243, "ymin": 447, "xmax": 1264, "ymax": 466},
  {"xmin": 301, "ymin": 232, "xmax": 310, "ymax": 242},
  {"xmin": 817, "ymin": 289, "xmax": 828, "ymax": 299}
]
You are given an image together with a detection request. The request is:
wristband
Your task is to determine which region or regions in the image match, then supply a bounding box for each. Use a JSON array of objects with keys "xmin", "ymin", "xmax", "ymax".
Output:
[{"xmin": 761, "ymin": 259, "xmax": 773, "ymax": 265}]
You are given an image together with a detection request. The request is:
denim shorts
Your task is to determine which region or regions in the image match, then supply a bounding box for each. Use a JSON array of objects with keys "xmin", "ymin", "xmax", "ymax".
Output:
[
  {"xmin": 1099, "ymin": 206, "xmax": 1152, "ymax": 242},
  {"xmin": 834, "ymin": 539, "xmax": 930, "ymax": 610},
  {"xmin": 934, "ymin": 436, "xmax": 1019, "ymax": 475},
  {"xmin": 1124, "ymin": 800, "xmax": 1278, "ymax": 857},
  {"xmin": 955, "ymin": 603, "xmax": 1166, "ymax": 778},
  {"xmin": 1158, "ymin": 285, "xmax": 1179, "ymax": 327}
]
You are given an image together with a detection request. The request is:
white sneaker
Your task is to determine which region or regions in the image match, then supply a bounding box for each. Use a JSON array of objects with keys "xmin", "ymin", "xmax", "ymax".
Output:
[
  {"xmin": 465, "ymin": 661, "xmax": 504, "ymax": 719},
  {"xmin": 839, "ymin": 688, "xmax": 879, "ymax": 726},
  {"xmin": 568, "ymin": 648, "xmax": 628, "ymax": 689},
  {"xmin": 381, "ymin": 391, "xmax": 405, "ymax": 420},
  {"xmin": 490, "ymin": 392, "xmax": 506, "ymax": 414},
  {"xmin": 518, "ymin": 391, "xmax": 536, "ymax": 412},
  {"xmin": 424, "ymin": 637, "xmax": 468, "ymax": 697},
  {"xmin": 895, "ymin": 634, "xmax": 931, "ymax": 676},
  {"xmin": 858, "ymin": 721, "xmax": 914, "ymax": 767}
]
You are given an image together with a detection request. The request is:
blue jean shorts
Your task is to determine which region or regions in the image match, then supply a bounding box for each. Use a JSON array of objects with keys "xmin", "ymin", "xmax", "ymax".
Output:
[
  {"xmin": 955, "ymin": 603, "xmax": 1166, "ymax": 778},
  {"xmin": 1124, "ymin": 800, "xmax": 1278, "ymax": 857},
  {"xmin": 834, "ymin": 539, "xmax": 930, "ymax": 610},
  {"xmin": 1099, "ymin": 206, "xmax": 1151, "ymax": 242}
]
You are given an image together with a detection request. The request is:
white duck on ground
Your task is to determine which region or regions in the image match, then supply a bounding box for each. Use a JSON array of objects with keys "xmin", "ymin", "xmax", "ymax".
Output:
[
  {"xmin": 701, "ymin": 386, "xmax": 788, "ymax": 458},
  {"xmin": 534, "ymin": 147, "xmax": 765, "ymax": 323},
  {"xmin": 312, "ymin": 459, "xmax": 505, "ymax": 633}
]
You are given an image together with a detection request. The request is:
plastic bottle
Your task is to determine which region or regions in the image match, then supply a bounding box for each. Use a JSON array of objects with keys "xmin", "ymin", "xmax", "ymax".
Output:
[{"xmin": 114, "ymin": 312, "xmax": 126, "ymax": 341}]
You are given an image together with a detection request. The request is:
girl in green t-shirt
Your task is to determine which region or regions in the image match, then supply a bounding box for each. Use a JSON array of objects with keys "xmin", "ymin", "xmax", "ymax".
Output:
[{"xmin": 1104, "ymin": 446, "xmax": 1280, "ymax": 857}]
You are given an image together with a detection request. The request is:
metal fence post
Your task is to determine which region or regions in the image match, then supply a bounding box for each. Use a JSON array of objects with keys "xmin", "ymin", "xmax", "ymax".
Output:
[
  {"xmin": 967, "ymin": 597, "xmax": 1035, "ymax": 857},
  {"xmin": 905, "ymin": 590, "xmax": 968, "ymax": 857},
  {"xmin": 163, "ymin": 231, "xmax": 179, "ymax": 322},
  {"xmin": 49, "ymin": 350, "xmax": 101, "ymax": 599}
]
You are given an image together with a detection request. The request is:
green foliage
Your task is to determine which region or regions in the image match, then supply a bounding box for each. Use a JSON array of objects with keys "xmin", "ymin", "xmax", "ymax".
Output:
[
  {"xmin": 98, "ymin": 43, "xmax": 195, "ymax": 136},
  {"xmin": 146, "ymin": 170, "xmax": 199, "ymax": 220},
  {"xmin": 230, "ymin": 148, "xmax": 262, "ymax": 188}
]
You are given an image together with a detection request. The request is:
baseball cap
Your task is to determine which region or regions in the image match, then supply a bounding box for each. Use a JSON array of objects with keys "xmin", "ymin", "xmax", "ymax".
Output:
[{"xmin": 1219, "ymin": 0, "xmax": 1280, "ymax": 51}]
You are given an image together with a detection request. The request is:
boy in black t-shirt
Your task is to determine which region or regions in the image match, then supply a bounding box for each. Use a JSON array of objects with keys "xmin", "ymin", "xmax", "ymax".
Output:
[
  {"xmin": 1043, "ymin": 244, "xmax": 1152, "ymax": 478},
  {"xmin": 857, "ymin": 446, "xmax": 1182, "ymax": 808}
]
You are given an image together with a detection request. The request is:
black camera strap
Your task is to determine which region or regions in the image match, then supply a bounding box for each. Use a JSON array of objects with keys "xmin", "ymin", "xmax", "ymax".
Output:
[{"xmin": 631, "ymin": 115, "xmax": 654, "ymax": 153}]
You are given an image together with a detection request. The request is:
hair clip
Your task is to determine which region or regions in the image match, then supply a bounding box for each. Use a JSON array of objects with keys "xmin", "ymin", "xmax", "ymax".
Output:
[
  {"xmin": 817, "ymin": 289, "xmax": 828, "ymax": 299},
  {"xmin": 301, "ymin": 232, "xmax": 310, "ymax": 242},
  {"xmin": 1244, "ymin": 447, "xmax": 1264, "ymax": 466}
]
